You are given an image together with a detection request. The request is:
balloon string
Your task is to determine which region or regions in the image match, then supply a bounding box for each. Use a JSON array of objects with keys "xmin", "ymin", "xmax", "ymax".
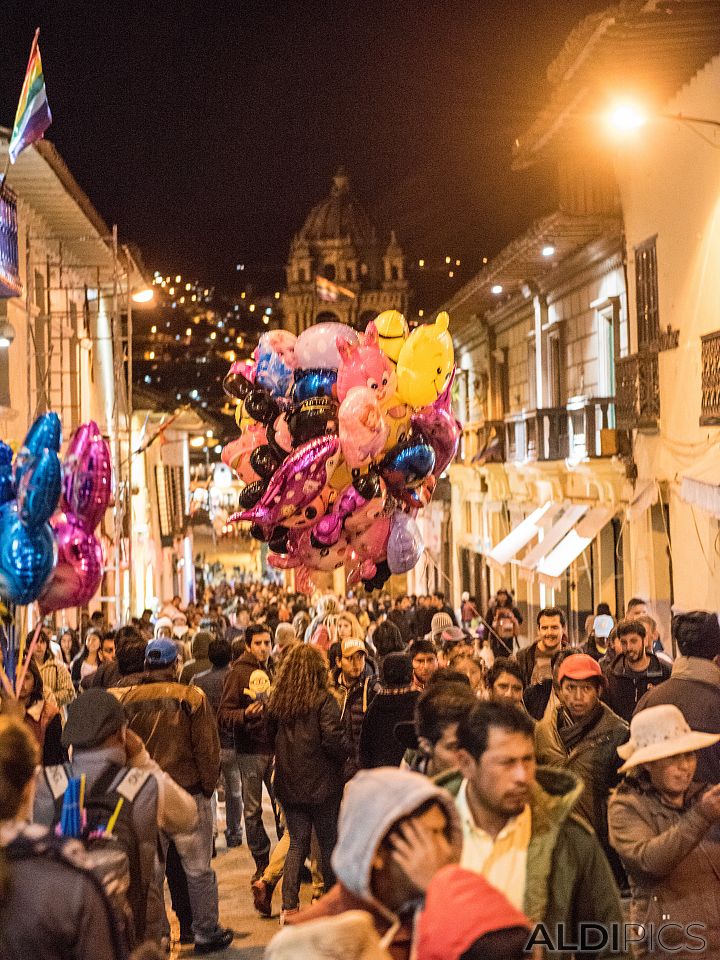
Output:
[{"xmin": 14, "ymin": 619, "xmax": 43, "ymax": 697}]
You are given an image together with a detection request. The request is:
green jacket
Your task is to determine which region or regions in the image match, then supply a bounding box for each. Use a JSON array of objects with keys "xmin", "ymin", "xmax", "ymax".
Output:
[{"xmin": 437, "ymin": 766, "xmax": 628, "ymax": 959}]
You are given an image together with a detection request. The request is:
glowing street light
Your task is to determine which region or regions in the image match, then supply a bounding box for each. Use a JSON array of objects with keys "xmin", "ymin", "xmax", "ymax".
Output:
[
  {"xmin": 132, "ymin": 287, "xmax": 155, "ymax": 304},
  {"xmin": 542, "ymin": 245, "xmax": 555, "ymax": 258},
  {"xmin": 606, "ymin": 101, "xmax": 648, "ymax": 134},
  {"xmin": 491, "ymin": 284, "xmax": 503, "ymax": 295}
]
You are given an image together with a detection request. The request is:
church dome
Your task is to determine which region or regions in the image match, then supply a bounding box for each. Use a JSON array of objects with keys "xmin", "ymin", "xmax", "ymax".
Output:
[{"xmin": 299, "ymin": 169, "xmax": 376, "ymax": 245}]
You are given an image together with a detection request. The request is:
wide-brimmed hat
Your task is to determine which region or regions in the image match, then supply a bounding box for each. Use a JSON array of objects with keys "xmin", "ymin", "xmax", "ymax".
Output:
[{"xmin": 618, "ymin": 704, "xmax": 720, "ymax": 773}]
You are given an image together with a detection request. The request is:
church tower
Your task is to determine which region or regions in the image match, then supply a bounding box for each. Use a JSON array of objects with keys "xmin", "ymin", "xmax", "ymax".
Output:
[{"xmin": 281, "ymin": 169, "xmax": 409, "ymax": 335}]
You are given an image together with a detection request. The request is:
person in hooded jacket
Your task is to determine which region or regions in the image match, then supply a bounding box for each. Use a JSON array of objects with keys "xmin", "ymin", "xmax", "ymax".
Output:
[
  {"xmin": 359, "ymin": 654, "xmax": 419, "ymax": 769},
  {"xmin": 604, "ymin": 619, "xmax": 670, "ymax": 724},
  {"xmin": 180, "ymin": 630, "xmax": 213, "ymax": 685},
  {"xmin": 284, "ymin": 767, "xmax": 463, "ymax": 960}
]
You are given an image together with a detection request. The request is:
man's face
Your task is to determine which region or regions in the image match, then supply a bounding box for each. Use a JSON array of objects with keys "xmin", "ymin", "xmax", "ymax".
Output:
[
  {"xmin": 371, "ymin": 802, "xmax": 453, "ymax": 911},
  {"xmin": 338, "ymin": 650, "xmax": 366, "ymax": 683},
  {"xmin": 238, "ymin": 611, "xmax": 250, "ymax": 628},
  {"xmin": 249, "ymin": 633, "xmax": 272, "ymax": 663},
  {"xmin": 459, "ymin": 728, "xmax": 536, "ymax": 820},
  {"xmin": 413, "ymin": 652, "xmax": 438, "ymax": 686},
  {"xmin": 400, "ymin": 597, "xmax": 411, "ymax": 611},
  {"xmin": 101, "ymin": 638, "xmax": 116, "ymax": 661},
  {"xmin": 559, "ymin": 678, "xmax": 601, "ymax": 721},
  {"xmin": 428, "ymin": 721, "xmax": 461, "ymax": 774},
  {"xmin": 445, "ymin": 641, "xmax": 473, "ymax": 661},
  {"xmin": 627, "ymin": 602, "xmax": 648, "ymax": 620},
  {"xmin": 491, "ymin": 671, "xmax": 524, "ymax": 706},
  {"xmin": 620, "ymin": 631, "xmax": 647, "ymax": 665},
  {"xmin": 537, "ymin": 615, "xmax": 564, "ymax": 651}
]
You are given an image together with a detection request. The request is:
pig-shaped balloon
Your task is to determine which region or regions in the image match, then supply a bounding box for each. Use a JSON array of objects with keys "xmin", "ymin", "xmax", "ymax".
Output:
[
  {"xmin": 411, "ymin": 368, "xmax": 462, "ymax": 477},
  {"xmin": 346, "ymin": 515, "xmax": 391, "ymax": 584},
  {"xmin": 336, "ymin": 322, "xmax": 397, "ymax": 404},
  {"xmin": 396, "ymin": 311, "xmax": 454, "ymax": 408},
  {"xmin": 338, "ymin": 386, "xmax": 389, "ymax": 470}
]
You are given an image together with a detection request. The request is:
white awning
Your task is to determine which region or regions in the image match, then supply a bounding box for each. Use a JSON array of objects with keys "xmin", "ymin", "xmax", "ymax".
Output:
[
  {"xmin": 627, "ymin": 480, "xmax": 658, "ymax": 522},
  {"xmin": 517, "ymin": 503, "xmax": 589, "ymax": 579},
  {"xmin": 536, "ymin": 506, "xmax": 615, "ymax": 587},
  {"xmin": 486, "ymin": 501, "xmax": 559, "ymax": 570},
  {"xmin": 680, "ymin": 451, "xmax": 720, "ymax": 519}
]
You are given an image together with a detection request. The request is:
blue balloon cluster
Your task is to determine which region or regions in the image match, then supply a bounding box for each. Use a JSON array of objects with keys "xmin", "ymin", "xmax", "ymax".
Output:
[{"xmin": 0, "ymin": 413, "xmax": 62, "ymax": 605}]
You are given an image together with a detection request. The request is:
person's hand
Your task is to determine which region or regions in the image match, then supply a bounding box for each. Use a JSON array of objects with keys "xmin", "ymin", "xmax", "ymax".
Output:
[
  {"xmin": 245, "ymin": 700, "xmax": 264, "ymax": 718},
  {"xmin": 698, "ymin": 783, "xmax": 720, "ymax": 822},
  {"xmin": 389, "ymin": 818, "xmax": 457, "ymax": 895}
]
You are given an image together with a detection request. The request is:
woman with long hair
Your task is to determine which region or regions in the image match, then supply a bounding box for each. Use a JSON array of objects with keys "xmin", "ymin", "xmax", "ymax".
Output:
[
  {"xmin": 266, "ymin": 644, "xmax": 350, "ymax": 923},
  {"xmin": 31, "ymin": 630, "xmax": 75, "ymax": 712},
  {"xmin": 335, "ymin": 612, "xmax": 364, "ymax": 643},
  {"xmin": 70, "ymin": 628, "xmax": 102, "ymax": 688},
  {"xmin": 17, "ymin": 658, "xmax": 65, "ymax": 765},
  {"xmin": 0, "ymin": 717, "xmax": 126, "ymax": 959},
  {"xmin": 58, "ymin": 627, "xmax": 80, "ymax": 667}
]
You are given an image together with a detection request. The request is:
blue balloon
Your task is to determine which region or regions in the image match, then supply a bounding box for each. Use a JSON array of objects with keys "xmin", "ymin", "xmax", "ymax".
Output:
[
  {"xmin": 380, "ymin": 439, "xmax": 436, "ymax": 492},
  {"xmin": 17, "ymin": 449, "xmax": 62, "ymax": 526},
  {"xmin": 0, "ymin": 441, "xmax": 14, "ymax": 507},
  {"xmin": 0, "ymin": 520, "xmax": 55, "ymax": 605},
  {"xmin": 292, "ymin": 368, "xmax": 337, "ymax": 403},
  {"xmin": 24, "ymin": 412, "xmax": 62, "ymax": 455}
]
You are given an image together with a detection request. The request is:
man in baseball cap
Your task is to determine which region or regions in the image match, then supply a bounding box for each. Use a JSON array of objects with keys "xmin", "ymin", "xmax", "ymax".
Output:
[
  {"xmin": 335, "ymin": 636, "xmax": 379, "ymax": 780},
  {"xmin": 534, "ymin": 652, "xmax": 629, "ymax": 885}
]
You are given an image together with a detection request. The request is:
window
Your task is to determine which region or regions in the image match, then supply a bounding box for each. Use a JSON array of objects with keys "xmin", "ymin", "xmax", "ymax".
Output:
[
  {"xmin": 155, "ymin": 465, "xmax": 185, "ymax": 547},
  {"xmin": 297, "ymin": 268, "xmax": 306, "ymax": 283},
  {"xmin": 635, "ymin": 237, "xmax": 659, "ymax": 350},
  {"xmin": 345, "ymin": 267, "xmax": 354, "ymax": 283},
  {"xmin": 323, "ymin": 263, "xmax": 336, "ymax": 282},
  {"xmin": 390, "ymin": 265, "xmax": 399, "ymax": 281},
  {"xmin": 546, "ymin": 330, "xmax": 562, "ymax": 406}
]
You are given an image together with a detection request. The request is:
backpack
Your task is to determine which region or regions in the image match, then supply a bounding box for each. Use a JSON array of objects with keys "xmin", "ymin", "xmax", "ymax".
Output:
[
  {"xmin": 44, "ymin": 761, "xmax": 154, "ymax": 943},
  {"xmin": 4, "ymin": 830, "xmax": 130, "ymax": 959}
]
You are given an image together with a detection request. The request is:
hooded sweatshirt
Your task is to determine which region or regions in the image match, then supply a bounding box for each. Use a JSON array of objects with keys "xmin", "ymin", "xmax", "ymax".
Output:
[
  {"xmin": 179, "ymin": 630, "xmax": 213, "ymax": 684},
  {"xmin": 287, "ymin": 767, "xmax": 463, "ymax": 960}
]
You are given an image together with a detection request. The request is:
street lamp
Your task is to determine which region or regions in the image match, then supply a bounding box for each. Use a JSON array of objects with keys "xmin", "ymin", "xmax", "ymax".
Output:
[
  {"xmin": 606, "ymin": 99, "xmax": 720, "ymax": 135},
  {"xmin": 0, "ymin": 319, "xmax": 15, "ymax": 347},
  {"xmin": 131, "ymin": 287, "xmax": 155, "ymax": 304}
]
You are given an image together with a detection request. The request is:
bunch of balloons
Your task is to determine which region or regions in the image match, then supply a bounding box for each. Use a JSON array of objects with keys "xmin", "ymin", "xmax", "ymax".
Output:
[
  {"xmin": 0, "ymin": 415, "xmax": 111, "ymax": 611},
  {"xmin": 222, "ymin": 309, "xmax": 461, "ymax": 591},
  {"xmin": 39, "ymin": 421, "xmax": 112, "ymax": 614},
  {"xmin": 0, "ymin": 413, "xmax": 62, "ymax": 605}
]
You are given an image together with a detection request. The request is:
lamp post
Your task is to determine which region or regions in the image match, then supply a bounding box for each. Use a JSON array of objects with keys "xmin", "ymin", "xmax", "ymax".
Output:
[{"xmin": 606, "ymin": 100, "xmax": 720, "ymax": 135}]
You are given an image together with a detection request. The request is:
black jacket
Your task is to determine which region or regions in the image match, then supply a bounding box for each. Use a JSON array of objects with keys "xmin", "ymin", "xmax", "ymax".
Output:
[
  {"xmin": 604, "ymin": 652, "xmax": 671, "ymax": 723},
  {"xmin": 266, "ymin": 692, "xmax": 350, "ymax": 806},
  {"xmin": 334, "ymin": 666, "xmax": 380, "ymax": 780},
  {"xmin": 217, "ymin": 651, "xmax": 275, "ymax": 755},
  {"xmin": 359, "ymin": 688, "xmax": 420, "ymax": 768}
]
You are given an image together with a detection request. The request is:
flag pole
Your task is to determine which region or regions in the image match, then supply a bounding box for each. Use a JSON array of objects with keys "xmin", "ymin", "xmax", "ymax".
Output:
[{"xmin": 3, "ymin": 28, "xmax": 41, "ymax": 193}]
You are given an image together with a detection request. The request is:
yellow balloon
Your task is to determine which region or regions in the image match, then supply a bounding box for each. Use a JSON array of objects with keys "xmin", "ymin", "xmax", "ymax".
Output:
[
  {"xmin": 396, "ymin": 311, "xmax": 454, "ymax": 408},
  {"xmin": 381, "ymin": 394, "xmax": 412, "ymax": 450},
  {"xmin": 329, "ymin": 457, "xmax": 354, "ymax": 492},
  {"xmin": 236, "ymin": 402, "xmax": 253, "ymax": 431},
  {"xmin": 374, "ymin": 309, "xmax": 409, "ymax": 364}
]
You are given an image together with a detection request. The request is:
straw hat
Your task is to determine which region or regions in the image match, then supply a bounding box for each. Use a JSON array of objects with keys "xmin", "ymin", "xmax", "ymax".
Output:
[{"xmin": 617, "ymin": 704, "xmax": 720, "ymax": 773}]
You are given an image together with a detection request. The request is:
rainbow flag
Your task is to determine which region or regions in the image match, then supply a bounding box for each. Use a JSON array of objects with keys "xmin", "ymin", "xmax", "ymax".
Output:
[{"xmin": 8, "ymin": 29, "xmax": 52, "ymax": 165}]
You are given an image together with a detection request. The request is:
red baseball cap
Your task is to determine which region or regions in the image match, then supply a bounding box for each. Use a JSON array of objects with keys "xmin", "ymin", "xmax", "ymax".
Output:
[{"xmin": 558, "ymin": 653, "xmax": 603, "ymax": 683}]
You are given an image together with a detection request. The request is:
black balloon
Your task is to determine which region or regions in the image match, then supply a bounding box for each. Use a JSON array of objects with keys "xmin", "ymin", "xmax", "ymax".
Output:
[
  {"xmin": 268, "ymin": 525, "xmax": 290, "ymax": 553},
  {"xmin": 286, "ymin": 397, "xmax": 339, "ymax": 447},
  {"xmin": 362, "ymin": 559, "xmax": 392, "ymax": 592},
  {"xmin": 250, "ymin": 522, "xmax": 272, "ymax": 542},
  {"xmin": 292, "ymin": 368, "xmax": 337, "ymax": 403},
  {"xmin": 354, "ymin": 471, "xmax": 382, "ymax": 501},
  {"xmin": 223, "ymin": 368, "xmax": 254, "ymax": 401},
  {"xmin": 250, "ymin": 444, "xmax": 282, "ymax": 480},
  {"xmin": 244, "ymin": 389, "xmax": 280, "ymax": 425},
  {"xmin": 379, "ymin": 439, "xmax": 435, "ymax": 492},
  {"xmin": 238, "ymin": 480, "xmax": 265, "ymax": 510}
]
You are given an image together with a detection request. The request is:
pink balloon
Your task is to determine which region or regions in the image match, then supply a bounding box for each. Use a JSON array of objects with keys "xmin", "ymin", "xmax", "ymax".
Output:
[
  {"xmin": 38, "ymin": 515, "xmax": 103, "ymax": 614},
  {"xmin": 221, "ymin": 424, "xmax": 267, "ymax": 483},
  {"xmin": 314, "ymin": 477, "xmax": 386, "ymax": 546},
  {"xmin": 62, "ymin": 422, "xmax": 112, "ymax": 531},
  {"xmin": 338, "ymin": 386, "xmax": 390, "ymax": 469},
  {"xmin": 336, "ymin": 322, "xmax": 397, "ymax": 403},
  {"xmin": 410, "ymin": 367, "xmax": 462, "ymax": 477},
  {"xmin": 232, "ymin": 434, "xmax": 340, "ymax": 528},
  {"xmin": 269, "ymin": 528, "xmax": 349, "ymax": 573},
  {"xmin": 349, "ymin": 516, "xmax": 390, "ymax": 565}
]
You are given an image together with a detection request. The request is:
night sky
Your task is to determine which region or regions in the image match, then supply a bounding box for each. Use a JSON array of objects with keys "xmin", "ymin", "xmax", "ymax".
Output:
[{"xmin": 2, "ymin": 1, "xmax": 605, "ymax": 288}]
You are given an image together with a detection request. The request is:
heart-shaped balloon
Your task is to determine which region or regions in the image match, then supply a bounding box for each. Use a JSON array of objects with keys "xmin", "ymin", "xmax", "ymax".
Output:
[
  {"xmin": 62, "ymin": 421, "xmax": 112, "ymax": 530},
  {"xmin": 38, "ymin": 515, "xmax": 104, "ymax": 614}
]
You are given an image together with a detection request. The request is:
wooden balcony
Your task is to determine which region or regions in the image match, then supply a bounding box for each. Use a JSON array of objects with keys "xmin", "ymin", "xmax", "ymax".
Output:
[
  {"xmin": 0, "ymin": 186, "xmax": 21, "ymax": 298},
  {"xmin": 566, "ymin": 396, "xmax": 616, "ymax": 459},
  {"xmin": 460, "ymin": 421, "xmax": 505, "ymax": 466},
  {"xmin": 701, "ymin": 330, "xmax": 720, "ymax": 426},
  {"xmin": 504, "ymin": 408, "xmax": 568, "ymax": 462},
  {"xmin": 616, "ymin": 350, "xmax": 659, "ymax": 430}
]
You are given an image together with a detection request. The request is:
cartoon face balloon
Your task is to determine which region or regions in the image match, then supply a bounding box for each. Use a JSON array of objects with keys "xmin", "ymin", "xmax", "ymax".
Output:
[
  {"xmin": 222, "ymin": 424, "xmax": 268, "ymax": 484},
  {"xmin": 295, "ymin": 322, "xmax": 358, "ymax": 370},
  {"xmin": 373, "ymin": 310, "xmax": 409, "ymax": 364},
  {"xmin": 338, "ymin": 386, "xmax": 389, "ymax": 470},
  {"xmin": 396, "ymin": 311, "xmax": 454, "ymax": 408},
  {"xmin": 255, "ymin": 331, "xmax": 297, "ymax": 398},
  {"xmin": 379, "ymin": 439, "xmax": 436, "ymax": 494},
  {"xmin": 336, "ymin": 322, "xmax": 397, "ymax": 404},
  {"xmin": 411, "ymin": 368, "xmax": 462, "ymax": 477}
]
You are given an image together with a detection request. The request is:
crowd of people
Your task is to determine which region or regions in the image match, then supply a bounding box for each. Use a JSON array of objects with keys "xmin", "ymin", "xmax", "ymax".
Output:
[{"xmin": 1, "ymin": 582, "xmax": 720, "ymax": 959}]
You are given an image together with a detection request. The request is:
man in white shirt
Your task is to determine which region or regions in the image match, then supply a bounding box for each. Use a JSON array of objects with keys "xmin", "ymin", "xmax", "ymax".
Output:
[{"xmin": 437, "ymin": 701, "xmax": 627, "ymax": 959}]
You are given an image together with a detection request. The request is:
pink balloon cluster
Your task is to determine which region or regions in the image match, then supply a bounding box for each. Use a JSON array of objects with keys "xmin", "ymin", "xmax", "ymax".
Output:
[{"xmin": 39, "ymin": 422, "xmax": 112, "ymax": 614}]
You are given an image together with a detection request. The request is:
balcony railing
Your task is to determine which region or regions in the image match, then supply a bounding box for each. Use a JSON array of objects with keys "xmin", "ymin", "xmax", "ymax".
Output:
[
  {"xmin": 616, "ymin": 350, "xmax": 659, "ymax": 430},
  {"xmin": 504, "ymin": 408, "xmax": 568, "ymax": 462},
  {"xmin": 0, "ymin": 186, "xmax": 21, "ymax": 299},
  {"xmin": 701, "ymin": 330, "xmax": 720, "ymax": 425},
  {"xmin": 460, "ymin": 421, "xmax": 505, "ymax": 466},
  {"xmin": 567, "ymin": 396, "xmax": 616, "ymax": 459}
]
